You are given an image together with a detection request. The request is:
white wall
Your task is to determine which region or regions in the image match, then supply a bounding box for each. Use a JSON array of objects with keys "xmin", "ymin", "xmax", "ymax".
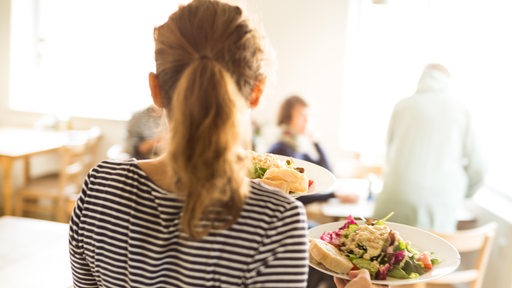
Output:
[{"xmin": 247, "ymin": 0, "xmax": 349, "ymax": 166}]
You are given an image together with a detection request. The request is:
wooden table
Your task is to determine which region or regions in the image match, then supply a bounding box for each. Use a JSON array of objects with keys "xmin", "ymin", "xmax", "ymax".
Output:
[
  {"xmin": 321, "ymin": 178, "xmax": 376, "ymax": 220},
  {"xmin": 0, "ymin": 216, "xmax": 72, "ymax": 288},
  {"xmin": 303, "ymin": 178, "xmax": 377, "ymax": 225},
  {"xmin": 0, "ymin": 128, "xmax": 90, "ymax": 215}
]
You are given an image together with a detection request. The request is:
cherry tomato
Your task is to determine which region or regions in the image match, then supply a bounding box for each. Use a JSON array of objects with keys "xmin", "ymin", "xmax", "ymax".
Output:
[{"xmin": 417, "ymin": 252, "xmax": 433, "ymax": 270}]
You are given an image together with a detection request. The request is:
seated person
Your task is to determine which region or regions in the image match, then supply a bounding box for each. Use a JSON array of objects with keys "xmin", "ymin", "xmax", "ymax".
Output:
[
  {"xmin": 268, "ymin": 95, "xmax": 332, "ymax": 171},
  {"xmin": 268, "ymin": 95, "xmax": 334, "ymax": 205},
  {"xmin": 125, "ymin": 104, "xmax": 164, "ymax": 159}
]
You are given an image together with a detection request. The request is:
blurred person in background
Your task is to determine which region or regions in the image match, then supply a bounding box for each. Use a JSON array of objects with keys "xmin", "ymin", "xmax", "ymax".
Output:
[
  {"xmin": 125, "ymin": 104, "xmax": 164, "ymax": 159},
  {"xmin": 268, "ymin": 95, "xmax": 334, "ymax": 204},
  {"xmin": 373, "ymin": 63, "xmax": 486, "ymax": 233},
  {"xmin": 269, "ymin": 95, "xmax": 332, "ymax": 171},
  {"xmin": 268, "ymin": 95, "xmax": 336, "ymax": 207}
]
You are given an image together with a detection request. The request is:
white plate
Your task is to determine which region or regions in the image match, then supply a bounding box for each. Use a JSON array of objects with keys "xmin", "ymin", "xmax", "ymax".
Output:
[
  {"xmin": 308, "ymin": 221, "xmax": 461, "ymax": 285},
  {"xmin": 274, "ymin": 155, "xmax": 336, "ymax": 197}
]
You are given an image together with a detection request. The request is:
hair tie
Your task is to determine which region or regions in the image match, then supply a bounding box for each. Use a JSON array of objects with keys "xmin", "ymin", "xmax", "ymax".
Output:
[{"xmin": 198, "ymin": 54, "xmax": 212, "ymax": 61}]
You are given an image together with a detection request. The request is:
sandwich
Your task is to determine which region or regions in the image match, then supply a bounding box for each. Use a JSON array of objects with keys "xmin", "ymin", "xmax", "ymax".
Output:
[
  {"xmin": 260, "ymin": 167, "xmax": 309, "ymax": 194},
  {"xmin": 247, "ymin": 151, "xmax": 311, "ymax": 194}
]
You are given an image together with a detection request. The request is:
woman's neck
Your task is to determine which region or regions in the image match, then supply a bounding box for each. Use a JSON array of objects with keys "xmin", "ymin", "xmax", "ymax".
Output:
[{"xmin": 136, "ymin": 155, "xmax": 174, "ymax": 191}]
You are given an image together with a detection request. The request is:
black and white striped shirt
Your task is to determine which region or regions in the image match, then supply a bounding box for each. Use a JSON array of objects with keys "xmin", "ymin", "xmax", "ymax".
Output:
[{"xmin": 69, "ymin": 160, "xmax": 309, "ymax": 287}]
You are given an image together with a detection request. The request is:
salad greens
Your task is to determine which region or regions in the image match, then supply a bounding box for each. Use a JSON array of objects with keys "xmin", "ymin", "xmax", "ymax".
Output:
[
  {"xmin": 251, "ymin": 165, "xmax": 268, "ymax": 179},
  {"xmin": 249, "ymin": 154, "xmax": 301, "ymax": 179},
  {"xmin": 319, "ymin": 213, "xmax": 439, "ymax": 280}
]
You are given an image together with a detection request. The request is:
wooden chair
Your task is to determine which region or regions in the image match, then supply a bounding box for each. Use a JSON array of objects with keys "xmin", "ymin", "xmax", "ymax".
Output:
[
  {"xmin": 15, "ymin": 127, "xmax": 101, "ymax": 223},
  {"xmin": 83, "ymin": 126, "xmax": 102, "ymax": 170},
  {"xmin": 65, "ymin": 127, "xmax": 102, "ymax": 216},
  {"xmin": 412, "ymin": 221, "xmax": 498, "ymax": 288}
]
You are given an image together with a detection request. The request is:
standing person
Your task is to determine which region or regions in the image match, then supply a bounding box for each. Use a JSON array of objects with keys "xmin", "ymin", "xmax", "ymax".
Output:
[
  {"xmin": 373, "ymin": 63, "xmax": 486, "ymax": 233},
  {"xmin": 269, "ymin": 95, "xmax": 332, "ymax": 171},
  {"xmin": 68, "ymin": 1, "xmax": 309, "ymax": 287},
  {"xmin": 125, "ymin": 104, "xmax": 164, "ymax": 159}
]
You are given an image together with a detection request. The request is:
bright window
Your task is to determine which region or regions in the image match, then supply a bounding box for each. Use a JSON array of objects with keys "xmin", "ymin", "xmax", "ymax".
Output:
[
  {"xmin": 9, "ymin": 0, "xmax": 188, "ymax": 120},
  {"xmin": 340, "ymin": 0, "xmax": 512, "ymax": 195}
]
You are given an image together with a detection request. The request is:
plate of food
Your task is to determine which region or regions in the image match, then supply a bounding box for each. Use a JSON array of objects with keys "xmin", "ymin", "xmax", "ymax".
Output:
[
  {"xmin": 248, "ymin": 151, "xmax": 335, "ymax": 197},
  {"xmin": 308, "ymin": 214, "xmax": 460, "ymax": 285}
]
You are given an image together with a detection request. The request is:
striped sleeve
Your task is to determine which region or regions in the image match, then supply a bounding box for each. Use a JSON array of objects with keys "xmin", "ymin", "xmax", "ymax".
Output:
[{"xmin": 69, "ymin": 172, "xmax": 99, "ymax": 288}]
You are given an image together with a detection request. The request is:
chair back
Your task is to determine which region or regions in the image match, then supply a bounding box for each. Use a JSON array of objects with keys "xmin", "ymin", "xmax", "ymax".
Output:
[
  {"xmin": 59, "ymin": 143, "xmax": 88, "ymax": 189},
  {"xmin": 15, "ymin": 127, "xmax": 102, "ymax": 222},
  {"xmin": 427, "ymin": 222, "xmax": 498, "ymax": 288},
  {"xmin": 83, "ymin": 126, "xmax": 102, "ymax": 170},
  {"xmin": 56, "ymin": 142, "xmax": 90, "ymax": 221},
  {"xmin": 62, "ymin": 127, "xmax": 102, "ymax": 220}
]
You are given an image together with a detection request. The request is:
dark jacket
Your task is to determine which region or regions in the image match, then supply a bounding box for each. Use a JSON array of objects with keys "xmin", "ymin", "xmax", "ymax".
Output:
[{"xmin": 268, "ymin": 141, "xmax": 334, "ymax": 205}]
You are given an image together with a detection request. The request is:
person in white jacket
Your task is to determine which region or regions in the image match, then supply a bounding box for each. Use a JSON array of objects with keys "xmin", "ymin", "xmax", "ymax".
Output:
[{"xmin": 373, "ymin": 63, "xmax": 486, "ymax": 233}]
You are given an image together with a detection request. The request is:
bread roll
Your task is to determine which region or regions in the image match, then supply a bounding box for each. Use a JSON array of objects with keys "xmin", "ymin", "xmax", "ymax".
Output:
[
  {"xmin": 262, "ymin": 167, "xmax": 308, "ymax": 193},
  {"xmin": 309, "ymin": 239, "xmax": 354, "ymax": 274}
]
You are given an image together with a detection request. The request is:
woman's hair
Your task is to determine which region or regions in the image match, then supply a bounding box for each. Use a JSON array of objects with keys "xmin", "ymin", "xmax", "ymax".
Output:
[
  {"xmin": 153, "ymin": 0, "xmax": 265, "ymax": 239},
  {"xmin": 277, "ymin": 95, "xmax": 308, "ymax": 126}
]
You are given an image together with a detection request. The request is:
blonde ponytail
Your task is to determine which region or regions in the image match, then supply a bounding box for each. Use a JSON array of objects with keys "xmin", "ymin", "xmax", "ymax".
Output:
[
  {"xmin": 153, "ymin": 0, "xmax": 266, "ymax": 240},
  {"xmin": 169, "ymin": 58, "xmax": 248, "ymax": 239}
]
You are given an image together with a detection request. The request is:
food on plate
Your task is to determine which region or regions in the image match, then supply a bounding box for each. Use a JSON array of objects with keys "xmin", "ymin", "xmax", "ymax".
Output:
[
  {"xmin": 247, "ymin": 150, "xmax": 285, "ymax": 179},
  {"xmin": 311, "ymin": 213, "xmax": 440, "ymax": 280},
  {"xmin": 260, "ymin": 167, "xmax": 309, "ymax": 193},
  {"xmin": 309, "ymin": 238, "xmax": 353, "ymax": 274},
  {"xmin": 247, "ymin": 151, "xmax": 312, "ymax": 194}
]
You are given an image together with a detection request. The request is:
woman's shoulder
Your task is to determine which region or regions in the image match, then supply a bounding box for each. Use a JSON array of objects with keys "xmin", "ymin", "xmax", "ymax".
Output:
[
  {"xmin": 85, "ymin": 159, "xmax": 173, "ymax": 201},
  {"xmin": 87, "ymin": 159, "xmax": 153, "ymax": 186},
  {"xmin": 91, "ymin": 159, "xmax": 141, "ymax": 174}
]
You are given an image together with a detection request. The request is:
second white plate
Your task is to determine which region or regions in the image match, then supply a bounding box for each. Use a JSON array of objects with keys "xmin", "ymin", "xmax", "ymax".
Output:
[{"xmin": 308, "ymin": 221, "xmax": 461, "ymax": 285}]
